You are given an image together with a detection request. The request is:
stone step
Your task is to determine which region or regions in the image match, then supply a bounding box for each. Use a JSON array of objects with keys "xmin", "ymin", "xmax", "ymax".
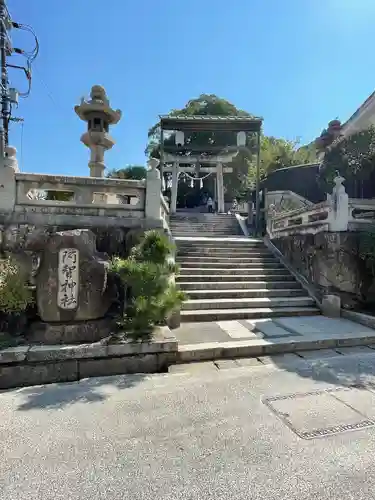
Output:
[
  {"xmin": 183, "ymin": 288, "xmax": 306, "ymax": 299},
  {"xmin": 177, "ymin": 249, "xmax": 272, "ymax": 257},
  {"xmin": 171, "ymin": 226, "xmax": 238, "ymax": 231},
  {"xmin": 173, "ymin": 232, "xmax": 238, "ymax": 237},
  {"xmin": 176, "ymin": 256, "xmax": 278, "ymax": 264},
  {"xmin": 182, "ymin": 296, "xmax": 315, "ymax": 311},
  {"xmin": 178, "ymin": 262, "xmax": 284, "ymax": 269},
  {"xmin": 180, "ymin": 306, "xmax": 320, "ymax": 322},
  {"xmin": 170, "ymin": 216, "xmax": 236, "ymax": 222},
  {"xmin": 175, "ymin": 238, "xmax": 263, "ymax": 246},
  {"xmin": 177, "ymin": 280, "xmax": 301, "ymax": 290},
  {"xmin": 177, "ymin": 273, "xmax": 295, "ymax": 282},
  {"xmin": 178, "ymin": 267, "xmax": 290, "ymax": 276}
]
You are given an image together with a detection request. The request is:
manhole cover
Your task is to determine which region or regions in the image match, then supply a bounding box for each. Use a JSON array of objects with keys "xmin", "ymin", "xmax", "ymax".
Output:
[{"xmin": 263, "ymin": 387, "xmax": 375, "ymax": 439}]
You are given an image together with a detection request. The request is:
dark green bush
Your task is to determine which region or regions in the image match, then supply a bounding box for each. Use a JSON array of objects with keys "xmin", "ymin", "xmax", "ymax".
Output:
[{"xmin": 110, "ymin": 231, "xmax": 185, "ymax": 341}]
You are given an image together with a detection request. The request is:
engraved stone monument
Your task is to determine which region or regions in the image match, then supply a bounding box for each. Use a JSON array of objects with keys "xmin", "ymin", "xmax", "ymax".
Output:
[{"xmin": 29, "ymin": 229, "xmax": 116, "ymax": 344}]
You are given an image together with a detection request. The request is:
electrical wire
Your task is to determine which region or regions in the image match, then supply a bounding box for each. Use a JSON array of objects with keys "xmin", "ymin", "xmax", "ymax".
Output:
[
  {"xmin": 10, "ymin": 22, "xmax": 40, "ymax": 98},
  {"xmin": 20, "ymin": 120, "xmax": 24, "ymax": 170}
]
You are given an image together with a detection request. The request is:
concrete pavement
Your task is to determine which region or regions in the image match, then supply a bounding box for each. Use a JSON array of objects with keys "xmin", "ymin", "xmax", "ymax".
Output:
[
  {"xmin": 3, "ymin": 349, "xmax": 375, "ymax": 499},
  {"xmin": 175, "ymin": 315, "xmax": 375, "ymax": 362}
]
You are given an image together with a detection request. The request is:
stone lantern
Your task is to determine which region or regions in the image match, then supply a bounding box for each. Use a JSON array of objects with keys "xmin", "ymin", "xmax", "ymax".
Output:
[{"xmin": 74, "ymin": 85, "xmax": 122, "ymax": 177}]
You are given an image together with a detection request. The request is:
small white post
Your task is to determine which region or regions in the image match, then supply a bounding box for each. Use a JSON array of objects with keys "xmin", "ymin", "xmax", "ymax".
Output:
[
  {"xmin": 170, "ymin": 162, "xmax": 179, "ymax": 214},
  {"xmin": 145, "ymin": 158, "xmax": 162, "ymax": 220},
  {"xmin": 217, "ymin": 161, "xmax": 225, "ymax": 213},
  {"xmin": 0, "ymin": 145, "xmax": 18, "ymax": 212},
  {"xmin": 328, "ymin": 174, "xmax": 349, "ymax": 231}
]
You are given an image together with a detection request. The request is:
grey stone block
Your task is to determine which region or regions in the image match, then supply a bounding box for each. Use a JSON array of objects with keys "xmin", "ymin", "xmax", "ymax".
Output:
[
  {"xmin": 78, "ymin": 354, "xmax": 159, "ymax": 378},
  {"xmin": 0, "ymin": 360, "xmax": 78, "ymax": 389},
  {"xmin": 28, "ymin": 318, "xmax": 112, "ymax": 345},
  {"xmin": 26, "ymin": 344, "xmax": 107, "ymax": 362},
  {"xmin": 0, "ymin": 346, "xmax": 30, "ymax": 364},
  {"xmin": 322, "ymin": 294, "xmax": 341, "ymax": 318}
]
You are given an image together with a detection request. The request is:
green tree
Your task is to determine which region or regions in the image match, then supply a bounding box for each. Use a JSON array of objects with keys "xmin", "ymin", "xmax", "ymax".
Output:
[
  {"xmin": 247, "ymin": 137, "xmax": 317, "ymax": 187},
  {"xmin": 107, "ymin": 165, "xmax": 147, "ymax": 180},
  {"xmin": 319, "ymin": 126, "xmax": 375, "ymax": 189},
  {"xmin": 147, "ymin": 94, "xmax": 317, "ymax": 201},
  {"xmin": 147, "ymin": 94, "xmax": 257, "ymax": 200}
]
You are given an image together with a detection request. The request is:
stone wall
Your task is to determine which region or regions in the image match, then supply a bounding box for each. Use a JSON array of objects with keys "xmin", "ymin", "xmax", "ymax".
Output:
[
  {"xmin": 0, "ymin": 223, "xmax": 145, "ymax": 259},
  {"xmin": 272, "ymin": 232, "xmax": 375, "ymax": 310}
]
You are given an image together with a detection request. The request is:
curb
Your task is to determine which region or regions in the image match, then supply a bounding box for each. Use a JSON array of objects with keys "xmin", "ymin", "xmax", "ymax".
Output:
[{"xmin": 177, "ymin": 331, "xmax": 375, "ymax": 363}]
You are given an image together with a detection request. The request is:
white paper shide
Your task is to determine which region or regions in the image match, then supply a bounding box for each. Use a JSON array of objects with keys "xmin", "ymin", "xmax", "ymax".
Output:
[{"xmin": 57, "ymin": 248, "xmax": 79, "ymax": 310}]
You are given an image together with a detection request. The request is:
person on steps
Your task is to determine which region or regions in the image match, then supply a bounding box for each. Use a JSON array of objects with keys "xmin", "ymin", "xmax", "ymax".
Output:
[{"xmin": 207, "ymin": 196, "xmax": 214, "ymax": 213}]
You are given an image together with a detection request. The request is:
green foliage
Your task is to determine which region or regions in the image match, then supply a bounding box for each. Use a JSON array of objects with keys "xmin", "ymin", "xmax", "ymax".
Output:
[
  {"xmin": 319, "ymin": 127, "xmax": 375, "ymax": 189},
  {"xmin": 358, "ymin": 231, "xmax": 375, "ymax": 272},
  {"xmin": 247, "ymin": 136, "xmax": 317, "ymax": 186},
  {"xmin": 146, "ymin": 94, "xmax": 317, "ymax": 200},
  {"xmin": 110, "ymin": 231, "xmax": 185, "ymax": 340},
  {"xmin": 106, "ymin": 165, "xmax": 147, "ymax": 180},
  {"xmin": 0, "ymin": 258, "xmax": 34, "ymax": 313},
  {"xmin": 130, "ymin": 230, "xmax": 175, "ymax": 264},
  {"xmin": 146, "ymin": 94, "xmax": 252, "ymax": 159},
  {"xmin": 45, "ymin": 191, "xmax": 73, "ymax": 201}
]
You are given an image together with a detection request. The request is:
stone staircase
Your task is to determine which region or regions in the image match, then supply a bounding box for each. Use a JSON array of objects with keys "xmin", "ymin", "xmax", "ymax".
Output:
[
  {"xmin": 170, "ymin": 213, "xmax": 240, "ymax": 237},
  {"xmin": 171, "ymin": 214, "xmax": 320, "ymax": 322}
]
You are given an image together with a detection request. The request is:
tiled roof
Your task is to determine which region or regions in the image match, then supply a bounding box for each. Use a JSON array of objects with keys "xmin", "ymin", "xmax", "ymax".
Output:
[{"xmin": 160, "ymin": 114, "xmax": 262, "ymax": 122}]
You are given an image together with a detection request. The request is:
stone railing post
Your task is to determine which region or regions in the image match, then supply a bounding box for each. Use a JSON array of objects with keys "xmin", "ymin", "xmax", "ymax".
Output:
[
  {"xmin": 327, "ymin": 174, "xmax": 349, "ymax": 232},
  {"xmin": 266, "ymin": 203, "xmax": 276, "ymax": 237},
  {"xmin": 145, "ymin": 158, "xmax": 162, "ymax": 221},
  {"xmin": 0, "ymin": 146, "xmax": 18, "ymax": 212}
]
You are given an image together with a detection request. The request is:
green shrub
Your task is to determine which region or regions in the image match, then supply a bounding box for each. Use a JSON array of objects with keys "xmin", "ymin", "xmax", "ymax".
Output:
[
  {"xmin": 110, "ymin": 231, "xmax": 185, "ymax": 341},
  {"xmin": 130, "ymin": 229, "xmax": 175, "ymax": 264},
  {"xmin": 0, "ymin": 257, "xmax": 34, "ymax": 314}
]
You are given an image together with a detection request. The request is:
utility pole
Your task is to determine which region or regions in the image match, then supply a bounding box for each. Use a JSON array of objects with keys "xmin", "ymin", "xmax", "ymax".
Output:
[{"xmin": 0, "ymin": 0, "xmax": 9, "ymax": 160}]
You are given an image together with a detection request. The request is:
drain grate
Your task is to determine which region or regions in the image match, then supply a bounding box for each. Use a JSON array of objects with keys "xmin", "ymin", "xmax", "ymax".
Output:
[
  {"xmin": 300, "ymin": 420, "xmax": 374, "ymax": 439},
  {"xmin": 263, "ymin": 385, "xmax": 375, "ymax": 440}
]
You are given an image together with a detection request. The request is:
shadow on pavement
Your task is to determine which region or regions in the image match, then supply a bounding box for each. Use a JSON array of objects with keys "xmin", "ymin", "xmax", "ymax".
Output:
[
  {"xmin": 272, "ymin": 347, "xmax": 375, "ymax": 389},
  {"xmin": 15, "ymin": 373, "xmax": 148, "ymax": 412}
]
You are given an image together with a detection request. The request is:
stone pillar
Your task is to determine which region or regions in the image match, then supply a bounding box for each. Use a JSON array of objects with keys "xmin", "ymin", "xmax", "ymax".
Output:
[
  {"xmin": 217, "ymin": 162, "xmax": 225, "ymax": 213},
  {"xmin": 170, "ymin": 162, "xmax": 179, "ymax": 214},
  {"xmin": 89, "ymin": 145, "xmax": 105, "ymax": 177},
  {"xmin": 327, "ymin": 175, "xmax": 349, "ymax": 232},
  {"xmin": 145, "ymin": 158, "xmax": 162, "ymax": 221},
  {"xmin": 0, "ymin": 146, "xmax": 18, "ymax": 213}
]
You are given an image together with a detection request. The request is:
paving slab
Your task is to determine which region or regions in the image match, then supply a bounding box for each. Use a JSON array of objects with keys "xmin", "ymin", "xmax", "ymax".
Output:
[
  {"xmin": 297, "ymin": 349, "xmax": 343, "ymax": 360},
  {"xmin": 217, "ymin": 320, "xmax": 258, "ymax": 339},
  {"xmin": 168, "ymin": 361, "xmax": 218, "ymax": 374},
  {"xmin": 246, "ymin": 318, "xmax": 298, "ymax": 338},
  {"xmin": 173, "ymin": 322, "xmax": 230, "ymax": 345},
  {"xmin": 274, "ymin": 316, "xmax": 375, "ymax": 336},
  {"xmin": 235, "ymin": 357, "xmax": 263, "ymax": 367},
  {"xmin": 335, "ymin": 346, "xmax": 375, "ymax": 355},
  {"xmin": 258, "ymin": 353, "xmax": 303, "ymax": 365},
  {"xmin": 214, "ymin": 359, "xmax": 240, "ymax": 370}
]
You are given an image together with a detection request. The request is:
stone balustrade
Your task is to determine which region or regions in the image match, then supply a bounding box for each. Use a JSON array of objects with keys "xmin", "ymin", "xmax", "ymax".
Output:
[
  {"xmin": 0, "ymin": 170, "xmax": 170, "ymax": 230},
  {"xmin": 267, "ymin": 175, "xmax": 375, "ymax": 239},
  {"xmin": 268, "ymin": 197, "xmax": 375, "ymax": 239}
]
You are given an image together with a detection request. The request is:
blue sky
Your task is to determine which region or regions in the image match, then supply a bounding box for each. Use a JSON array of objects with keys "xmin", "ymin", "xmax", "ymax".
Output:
[{"xmin": 6, "ymin": 0, "xmax": 375, "ymax": 176}]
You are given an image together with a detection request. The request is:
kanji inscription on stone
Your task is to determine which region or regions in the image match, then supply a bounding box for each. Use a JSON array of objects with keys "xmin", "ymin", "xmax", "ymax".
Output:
[{"xmin": 57, "ymin": 248, "xmax": 79, "ymax": 310}]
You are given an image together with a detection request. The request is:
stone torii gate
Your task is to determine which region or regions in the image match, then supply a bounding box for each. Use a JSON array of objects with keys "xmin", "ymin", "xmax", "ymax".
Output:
[
  {"xmin": 163, "ymin": 152, "xmax": 237, "ymax": 213},
  {"xmin": 158, "ymin": 115, "xmax": 263, "ymax": 226}
]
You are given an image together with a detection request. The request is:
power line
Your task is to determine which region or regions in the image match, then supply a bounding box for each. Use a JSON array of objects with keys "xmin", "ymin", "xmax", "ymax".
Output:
[{"xmin": 0, "ymin": 0, "xmax": 39, "ymax": 160}]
